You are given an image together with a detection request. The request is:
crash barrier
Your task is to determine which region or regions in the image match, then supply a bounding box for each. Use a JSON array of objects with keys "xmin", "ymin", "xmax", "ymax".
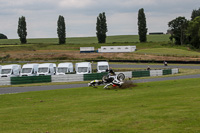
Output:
[
  {"xmin": 133, "ymin": 68, "xmax": 179, "ymax": 78},
  {"xmin": 150, "ymin": 70, "xmax": 163, "ymax": 77},
  {"xmin": 11, "ymin": 75, "xmax": 51, "ymax": 85},
  {"xmin": 51, "ymin": 73, "xmax": 108, "ymax": 83},
  {"xmin": 0, "ymin": 68, "xmax": 179, "ymax": 85},
  {"xmin": 83, "ymin": 72, "xmax": 108, "ymax": 81},
  {"xmin": 51, "ymin": 69, "xmax": 178, "ymax": 83},
  {"xmin": 116, "ymin": 71, "xmax": 133, "ymax": 79},
  {"xmin": 52, "ymin": 74, "xmax": 84, "ymax": 82},
  {"xmin": 132, "ymin": 70, "xmax": 150, "ymax": 77},
  {"xmin": 0, "ymin": 77, "xmax": 11, "ymax": 86}
]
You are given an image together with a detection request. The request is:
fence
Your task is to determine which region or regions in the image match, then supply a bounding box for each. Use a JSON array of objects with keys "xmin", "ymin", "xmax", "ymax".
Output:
[{"xmin": 0, "ymin": 68, "xmax": 179, "ymax": 85}]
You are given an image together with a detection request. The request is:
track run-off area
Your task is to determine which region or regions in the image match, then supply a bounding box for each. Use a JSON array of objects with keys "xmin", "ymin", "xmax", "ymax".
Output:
[{"xmin": 0, "ymin": 64, "xmax": 200, "ymax": 95}]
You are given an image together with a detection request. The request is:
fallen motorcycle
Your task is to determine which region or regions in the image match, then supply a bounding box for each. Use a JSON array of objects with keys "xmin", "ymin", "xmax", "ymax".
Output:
[
  {"xmin": 102, "ymin": 73, "xmax": 125, "ymax": 88},
  {"xmin": 102, "ymin": 73, "xmax": 125, "ymax": 83}
]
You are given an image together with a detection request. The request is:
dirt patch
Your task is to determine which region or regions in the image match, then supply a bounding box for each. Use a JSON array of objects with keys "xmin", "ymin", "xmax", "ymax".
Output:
[{"xmin": 120, "ymin": 80, "xmax": 137, "ymax": 89}]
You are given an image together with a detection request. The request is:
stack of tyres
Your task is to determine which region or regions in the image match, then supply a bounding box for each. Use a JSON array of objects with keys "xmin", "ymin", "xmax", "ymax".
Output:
[
  {"xmin": 83, "ymin": 72, "xmax": 108, "ymax": 81},
  {"xmin": 140, "ymin": 70, "xmax": 150, "ymax": 77},
  {"xmin": 163, "ymin": 69, "xmax": 172, "ymax": 75},
  {"xmin": 97, "ymin": 72, "xmax": 108, "ymax": 80},
  {"xmin": 11, "ymin": 76, "xmax": 31, "ymax": 85},
  {"xmin": 132, "ymin": 70, "xmax": 150, "ymax": 77},
  {"xmin": 132, "ymin": 71, "xmax": 141, "ymax": 77},
  {"xmin": 11, "ymin": 75, "xmax": 51, "ymax": 85},
  {"xmin": 32, "ymin": 75, "xmax": 51, "ymax": 83}
]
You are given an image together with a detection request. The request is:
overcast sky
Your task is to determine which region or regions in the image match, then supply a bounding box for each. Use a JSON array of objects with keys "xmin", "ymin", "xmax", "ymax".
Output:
[{"xmin": 0, "ymin": 0, "xmax": 199, "ymax": 39}]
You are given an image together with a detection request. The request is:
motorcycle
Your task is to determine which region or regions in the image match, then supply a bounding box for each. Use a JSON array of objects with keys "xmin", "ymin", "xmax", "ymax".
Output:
[
  {"xmin": 103, "ymin": 73, "xmax": 125, "ymax": 88},
  {"xmin": 102, "ymin": 73, "xmax": 125, "ymax": 83}
]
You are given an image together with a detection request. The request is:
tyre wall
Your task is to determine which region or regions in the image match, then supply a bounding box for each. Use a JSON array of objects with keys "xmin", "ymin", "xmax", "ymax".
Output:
[
  {"xmin": 52, "ymin": 74, "xmax": 84, "ymax": 82},
  {"xmin": 0, "ymin": 68, "xmax": 179, "ymax": 86},
  {"xmin": 132, "ymin": 68, "xmax": 179, "ymax": 78},
  {"xmin": 11, "ymin": 75, "xmax": 51, "ymax": 85},
  {"xmin": 0, "ymin": 77, "xmax": 11, "ymax": 86}
]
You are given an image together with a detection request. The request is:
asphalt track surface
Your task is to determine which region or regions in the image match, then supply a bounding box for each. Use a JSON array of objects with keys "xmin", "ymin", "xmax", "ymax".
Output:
[
  {"xmin": 0, "ymin": 64, "xmax": 200, "ymax": 95},
  {"xmin": 109, "ymin": 64, "xmax": 200, "ymax": 69}
]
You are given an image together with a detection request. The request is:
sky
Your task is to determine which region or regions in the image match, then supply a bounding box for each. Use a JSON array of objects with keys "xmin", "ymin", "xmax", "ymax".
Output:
[{"xmin": 0, "ymin": 0, "xmax": 199, "ymax": 39}]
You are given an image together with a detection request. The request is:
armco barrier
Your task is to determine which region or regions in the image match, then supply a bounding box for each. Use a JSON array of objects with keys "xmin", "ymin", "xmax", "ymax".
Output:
[
  {"xmin": 11, "ymin": 75, "xmax": 51, "ymax": 85},
  {"xmin": 52, "ymin": 74, "xmax": 84, "ymax": 82}
]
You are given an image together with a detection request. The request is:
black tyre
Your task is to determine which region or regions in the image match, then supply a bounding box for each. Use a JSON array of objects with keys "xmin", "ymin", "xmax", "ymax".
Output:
[
  {"xmin": 117, "ymin": 73, "xmax": 125, "ymax": 81},
  {"xmin": 102, "ymin": 75, "xmax": 108, "ymax": 83}
]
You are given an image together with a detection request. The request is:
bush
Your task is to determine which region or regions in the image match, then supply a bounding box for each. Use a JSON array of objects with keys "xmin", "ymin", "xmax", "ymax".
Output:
[{"xmin": 0, "ymin": 33, "xmax": 8, "ymax": 39}]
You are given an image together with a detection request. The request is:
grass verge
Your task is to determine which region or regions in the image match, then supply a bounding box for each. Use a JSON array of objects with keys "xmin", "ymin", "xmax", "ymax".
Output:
[{"xmin": 0, "ymin": 78, "xmax": 200, "ymax": 133}]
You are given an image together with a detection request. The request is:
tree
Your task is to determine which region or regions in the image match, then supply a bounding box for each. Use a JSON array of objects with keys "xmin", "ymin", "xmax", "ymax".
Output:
[
  {"xmin": 0, "ymin": 33, "xmax": 8, "ymax": 39},
  {"xmin": 187, "ymin": 16, "xmax": 200, "ymax": 49},
  {"xmin": 57, "ymin": 15, "xmax": 66, "ymax": 44},
  {"xmin": 191, "ymin": 8, "xmax": 200, "ymax": 20},
  {"xmin": 96, "ymin": 12, "xmax": 108, "ymax": 43},
  {"xmin": 17, "ymin": 16, "xmax": 27, "ymax": 44},
  {"xmin": 168, "ymin": 16, "xmax": 188, "ymax": 45},
  {"xmin": 138, "ymin": 8, "xmax": 148, "ymax": 42}
]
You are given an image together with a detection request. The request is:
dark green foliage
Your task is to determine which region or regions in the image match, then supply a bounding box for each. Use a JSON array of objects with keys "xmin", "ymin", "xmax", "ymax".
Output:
[
  {"xmin": 96, "ymin": 12, "xmax": 108, "ymax": 43},
  {"xmin": 168, "ymin": 16, "xmax": 188, "ymax": 45},
  {"xmin": 187, "ymin": 16, "xmax": 200, "ymax": 49},
  {"xmin": 17, "ymin": 16, "xmax": 27, "ymax": 44},
  {"xmin": 191, "ymin": 8, "xmax": 200, "ymax": 20},
  {"xmin": 138, "ymin": 8, "xmax": 148, "ymax": 42},
  {"xmin": 57, "ymin": 15, "xmax": 66, "ymax": 44},
  {"xmin": 0, "ymin": 33, "xmax": 7, "ymax": 39}
]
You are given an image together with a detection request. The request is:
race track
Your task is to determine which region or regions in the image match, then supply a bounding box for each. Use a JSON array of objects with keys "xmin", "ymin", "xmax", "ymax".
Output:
[
  {"xmin": 109, "ymin": 64, "xmax": 200, "ymax": 69},
  {"xmin": 0, "ymin": 64, "xmax": 200, "ymax": 95}
]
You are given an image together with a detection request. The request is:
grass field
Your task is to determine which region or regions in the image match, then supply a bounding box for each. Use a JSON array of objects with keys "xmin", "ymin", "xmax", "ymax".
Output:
[
  {"xmin": 0, "ymin": 35, "xmax": 171, "ymax": 45},
  {"xmin": 135, "ymin": 48, "xmax": 200, "ymax": 57},
  {"xmin": 1, "ymin": 34, "xmax": 200, "ymax": 61},
  {"xmin": 0, "ymin": 35, "xmax": 171, "ymax": 51},
  {"xmin": 1, "ymin": 78, "xmax": 200, "ymax": 133}
]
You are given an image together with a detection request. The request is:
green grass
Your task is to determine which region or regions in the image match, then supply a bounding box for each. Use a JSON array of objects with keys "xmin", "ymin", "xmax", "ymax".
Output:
[
  {"xmin": 0, "ymin": 35, "xmax": 170, "ymax": 45},
  {"xmin": 0, "ymin": 35, "xmax": 179, "ymax": 53},
  {"xmin": 1, "ymin": 34, "xmax": 200, "ymax": 61},
  {"xmin": 135, "ymin": 48, "xmax": 200, "ymax": 57},
  {"xmin": 0, "ymin": 34, "xmax": 192, "ymax": 55},
  {"xmin": 1, "ymin": 78, "xmax": 200, "ymax": 133}
]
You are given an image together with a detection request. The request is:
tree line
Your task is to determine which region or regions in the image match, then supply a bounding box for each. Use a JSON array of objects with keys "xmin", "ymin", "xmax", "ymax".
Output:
[
  {"xmin": 16, "ymin": 9, "xmax": 147, "ymax": 44},
  {"xmin": 168, "ymin": 8, "xmax": 200, "ymax": 49},
  {"xmin": 3, "ymin": 8, "xmax": 200, "ymax": 49}
]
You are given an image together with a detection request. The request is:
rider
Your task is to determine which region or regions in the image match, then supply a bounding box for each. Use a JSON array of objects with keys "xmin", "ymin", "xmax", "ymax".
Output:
[
  {"xmin": 107, "ymin": 67, "xmax": 115, "ymax": 75},
  {"xmin": 105, "ymin": 67, "xmax": 116, "ymax": 82}
]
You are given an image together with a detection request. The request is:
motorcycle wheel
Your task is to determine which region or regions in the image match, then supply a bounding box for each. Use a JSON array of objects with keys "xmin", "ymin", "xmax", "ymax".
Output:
[
  {"xmin": 102, "ymin": 75, "xmax": 108, "ymax": 83},
  {"xmin": 117, "ymin": 73, "xmax": 125, "ymax": 81}
]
